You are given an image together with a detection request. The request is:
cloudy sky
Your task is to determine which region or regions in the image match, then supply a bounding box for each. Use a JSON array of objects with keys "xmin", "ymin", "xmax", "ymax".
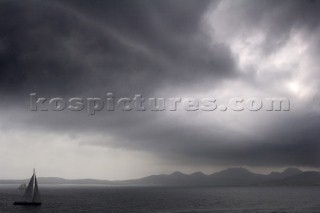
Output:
[{"xmin": 0, "ymin": 0, "xmax": 319, "ymax": 180}]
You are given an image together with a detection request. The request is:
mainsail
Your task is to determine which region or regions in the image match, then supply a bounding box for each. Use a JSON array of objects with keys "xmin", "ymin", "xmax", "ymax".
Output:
[
  {"xmin": 23, "ymin": 174, "xmax": 34, "ymax": 200},
  {"xmin": 32, "ymin": 176, "xmax": 41, "ymax": 203}
]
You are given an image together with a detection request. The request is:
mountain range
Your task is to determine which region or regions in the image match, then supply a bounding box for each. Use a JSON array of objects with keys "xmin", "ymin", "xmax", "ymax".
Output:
[{"xmin": 1, "ymin": 168, "xmax": 319, "ymax": 186}]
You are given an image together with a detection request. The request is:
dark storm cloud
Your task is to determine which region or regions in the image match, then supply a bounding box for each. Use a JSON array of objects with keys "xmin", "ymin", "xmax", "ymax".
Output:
[
  {"xmin": 0, "ymin": 1, "xmax": 84, "ymax": 95},
  {"xmin": 93, "ymin": 112, "xmax": 320, "ymax": 168},
  {"xmin": 0, "ymin": 0, "xmax": 320, "ymax": 171},
  {"xmin": 172, "ymin": 115, "xmax": 320, "ymax": 167},
  {"xmin": 0, "ymin": 0, "xmax": 235, "ymax": 100}
]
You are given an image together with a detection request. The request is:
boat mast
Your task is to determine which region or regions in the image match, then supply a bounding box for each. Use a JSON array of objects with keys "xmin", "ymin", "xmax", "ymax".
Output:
[{"xmin": 32, "ymin": 168, "xmax": 36, "ymax": 200}]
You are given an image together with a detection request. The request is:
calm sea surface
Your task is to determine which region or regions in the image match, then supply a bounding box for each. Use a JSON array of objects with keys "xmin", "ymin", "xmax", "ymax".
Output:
[{"xmin": 0, "ymin": 185, "xmax": 319, "ymax": 213}]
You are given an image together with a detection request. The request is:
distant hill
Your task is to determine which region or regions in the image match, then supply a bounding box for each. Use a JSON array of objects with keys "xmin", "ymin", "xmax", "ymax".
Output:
[
  {"xmin": 207, "ymin": 168, "xmax": 269, "ymax": 186},
  {"xmin": 1, "ymin": 168, "xmax": 319, "ymax": 186},
  {"xmin": 113, "ymin": 167, "xmax": 309, "ymax": 186},
  {"xmin": 262, "ymin": 171, "xmax": 320, "ymax": 186},
  {"xmin": 268, "ymin": 168, "xmax": 303, "ymax": 179}
]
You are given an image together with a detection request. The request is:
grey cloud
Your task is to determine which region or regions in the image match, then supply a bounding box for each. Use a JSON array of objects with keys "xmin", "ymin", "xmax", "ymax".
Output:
[{"xmin": 216, "ymin": 0, "xmax": 320, "ymax": 55}]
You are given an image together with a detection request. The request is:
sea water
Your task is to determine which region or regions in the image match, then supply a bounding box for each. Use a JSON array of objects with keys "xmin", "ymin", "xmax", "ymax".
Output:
[{"xmin": 0, "ymin": 185, "xmax": 319, "ymax": 213}]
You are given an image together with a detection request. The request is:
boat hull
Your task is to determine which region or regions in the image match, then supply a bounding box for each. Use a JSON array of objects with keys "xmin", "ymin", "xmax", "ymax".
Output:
[{"xmin": 13, "ymin": 202, "xmax": 42, "ymax": 206}]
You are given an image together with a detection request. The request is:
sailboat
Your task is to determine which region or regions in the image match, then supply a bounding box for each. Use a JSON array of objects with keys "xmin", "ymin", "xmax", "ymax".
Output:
[
  {"xmin": 13, "ymin": 169, "xmax": 42, "ymax": 206},
  {"xmin": 18, "ymin": 183, "xmax": 27, "ymax": 191}
]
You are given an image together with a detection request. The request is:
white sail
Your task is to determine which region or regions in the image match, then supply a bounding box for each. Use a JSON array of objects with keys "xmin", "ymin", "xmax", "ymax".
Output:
[
  {"xmin": 32, "ymin": 176, "xmax": 41, "ymax": 203},
  {"xmin": 23, "ymin": 174, "xmax": 35, "ymax": 201}
]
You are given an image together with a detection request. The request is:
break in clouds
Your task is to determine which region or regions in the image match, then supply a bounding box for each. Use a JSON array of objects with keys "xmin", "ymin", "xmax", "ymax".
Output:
[{"xmin": 0, "ymin": 0, "xmax": 319, "ymax": 179}]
